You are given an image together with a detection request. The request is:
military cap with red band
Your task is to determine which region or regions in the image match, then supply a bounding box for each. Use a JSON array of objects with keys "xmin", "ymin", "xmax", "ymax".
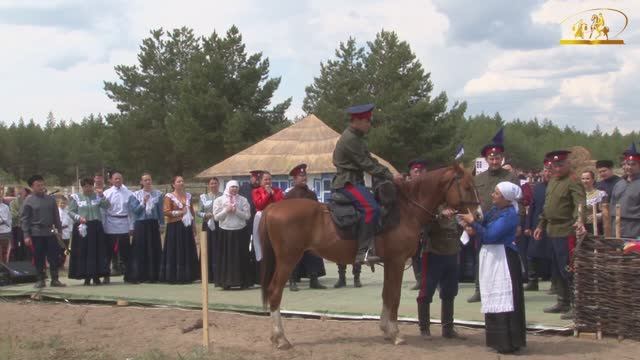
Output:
[
  {"xmin": 545, "ymin": 150, "xmax": 571, "ymax": 163},
  {"xmin": 346, "ymin": 103, "xmax": 375, "ymax": 121},
  {"xmin": 624, "ymin": 142, "xmax": 639, "ymax": 161},
  {"xmin": 289, "ymin": 164, "xmax": 307, "ymax": 177},
  {"xmin": 480, "ymin": 127, "xmax": 505, "ymax": 157},
  {"xmin": 408, "ymin": 159, "xmax": 428, "ymax": 171}
]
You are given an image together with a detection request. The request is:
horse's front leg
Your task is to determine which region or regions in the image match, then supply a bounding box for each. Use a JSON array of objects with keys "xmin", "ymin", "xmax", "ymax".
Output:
[{"xmin": 380, "ymin": 258, "xmax": 407, "ymax": 345}]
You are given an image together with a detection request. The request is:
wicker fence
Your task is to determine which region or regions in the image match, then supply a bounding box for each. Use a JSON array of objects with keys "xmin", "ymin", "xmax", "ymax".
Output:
[{"xmin": 574, "ymin": 235, "xmax": 640, "ymax": 339}]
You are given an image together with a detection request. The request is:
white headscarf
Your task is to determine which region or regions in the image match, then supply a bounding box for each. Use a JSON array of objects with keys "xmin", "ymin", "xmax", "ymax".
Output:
[
  {"xmin": 224, "ymin": 180, "xmax": 239, "ymax": 204},
  {"xmin": 496, "ymin": 181, "xmax": 521, "ymax": 212}
]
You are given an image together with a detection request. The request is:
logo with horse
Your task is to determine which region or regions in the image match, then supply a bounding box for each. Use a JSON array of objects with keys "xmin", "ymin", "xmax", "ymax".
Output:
[{"xmin": 560, "ymin": 8, "xmax": 628, "ymax": 45}]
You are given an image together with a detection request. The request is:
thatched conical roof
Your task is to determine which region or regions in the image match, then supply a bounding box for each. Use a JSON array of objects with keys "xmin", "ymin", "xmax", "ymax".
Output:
[{"xmin": 196, "ymin": 114, "xmax": 398, "ymax": 177}]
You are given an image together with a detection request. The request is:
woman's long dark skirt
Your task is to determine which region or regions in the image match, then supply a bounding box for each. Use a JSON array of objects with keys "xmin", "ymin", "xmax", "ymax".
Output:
[
  {"xmin": 214, "ymin": 227, "xmax": 252, "ymax": 289},
  {"xmin": 158, "ymin": 222, "xmax": 200, "ymax": 284},
  {"xmin": 68, "ymin": 220, "xmax": 110, "ymax": 279},
  {"xmin": 484, "ymin": 248, "xmax": 527, "ymax": 353},
  {"xmin": 125, "ymin": 219, "xmax": 162, "ymax": 283},
  {"xmin": 205, "ymin": 226, "xmax": 221, "ymax": 282},
  {"xmin": 293, "ymin": 251, "xmax": 326, "ymax": 280}
]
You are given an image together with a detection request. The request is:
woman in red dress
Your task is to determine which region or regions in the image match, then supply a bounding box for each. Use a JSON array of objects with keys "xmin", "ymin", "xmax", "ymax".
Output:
[{"xmin": 251, "ymin": 171, "xmax": 284, "ymax": 262}]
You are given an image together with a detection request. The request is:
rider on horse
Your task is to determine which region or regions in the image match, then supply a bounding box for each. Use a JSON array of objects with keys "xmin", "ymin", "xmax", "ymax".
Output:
[{"xmin": 331, "ymin": 103, "xmax": 401, "ymax": 264}]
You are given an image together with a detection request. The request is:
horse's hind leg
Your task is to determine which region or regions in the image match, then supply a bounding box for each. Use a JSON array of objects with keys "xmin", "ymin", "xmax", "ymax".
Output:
[
  {"xmin": 269, "ymin": 262, "xmax": 296, "ymax": 350},
  {"xmin": 380, "ymin": 259, "xmax": 407, "ymax": 345}
]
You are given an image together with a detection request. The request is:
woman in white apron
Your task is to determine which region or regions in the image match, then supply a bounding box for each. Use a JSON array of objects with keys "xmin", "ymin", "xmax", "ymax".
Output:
[{"xmin": 459, "ymin": 181, "xmax": 526, "ymax": 354}]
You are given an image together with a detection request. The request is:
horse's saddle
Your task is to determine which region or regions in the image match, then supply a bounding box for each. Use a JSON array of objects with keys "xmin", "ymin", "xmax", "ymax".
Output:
[{"xmin": 327, "ymin": 180, "xmax": 400, "ymax": 239}]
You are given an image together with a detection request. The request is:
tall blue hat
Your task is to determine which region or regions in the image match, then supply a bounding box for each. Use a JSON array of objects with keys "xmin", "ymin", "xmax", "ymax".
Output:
[{"xmin": 480, "ymin": 128, "xmax": 505, "ymax": 157}]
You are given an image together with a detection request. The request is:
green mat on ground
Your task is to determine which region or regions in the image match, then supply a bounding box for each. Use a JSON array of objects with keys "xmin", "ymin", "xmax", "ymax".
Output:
[{"xmin": 0, "ymin": 262, "xmax": 571, "ymax": 329}]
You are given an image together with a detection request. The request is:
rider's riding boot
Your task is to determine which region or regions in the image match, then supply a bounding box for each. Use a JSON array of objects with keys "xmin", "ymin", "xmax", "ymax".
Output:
[
  {"xmin": 333, "ymin": 265, "xmax": 347, "ymax": 288},
  {"xmin": 354, "ymin": 222, "xmax": 380, "ymax": 264},
  {"xmin": 50, "ymin": 268, "xmax": 66, "ymax": 287},
  {"xmin": 309, "ymin": 273, "xmax": 326, "ymax": 289},
  {"xmin": 441, "ymin": 298, "xmax": 465, "ymax": 339},
  {"xmin": 417, "ymin": 298, "xmax": 430, "ymax": 336}
]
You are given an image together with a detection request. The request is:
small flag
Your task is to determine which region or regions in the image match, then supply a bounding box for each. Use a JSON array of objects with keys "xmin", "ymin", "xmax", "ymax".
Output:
[{"xmin": 455, "ymin": 144, "xmax": 465, "ymax": 160}]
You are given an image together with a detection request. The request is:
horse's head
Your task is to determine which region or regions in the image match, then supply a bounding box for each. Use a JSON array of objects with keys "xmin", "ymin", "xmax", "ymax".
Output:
[{"xmin": 439, "ymin": 162, "xmax": 480, "ymax": 215}]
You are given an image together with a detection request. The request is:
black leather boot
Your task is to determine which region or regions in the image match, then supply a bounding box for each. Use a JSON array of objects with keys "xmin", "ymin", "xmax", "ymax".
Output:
[
  {"xmin": 34, "ymin": 271, "xmax": 46, "ymax": 289},
  {"xmin": 467, "ymin": 288, "xmax": 481, "ymax": 303},
  {"xmin": 309, "ymin": 273, "xmax": 326, "ymax": 289},
  {"xmin": 50, "ymin": 269, "xmax": 66, "ymax": 287},
  {"xmin": 524, "ymin": 278, "xmax": 539, "ymax": 291},
  {"xmin": 333, "ymin": 265, "xmax": 347, "ymax": 288},
  {"xmin": 354, "ymin": 222, "xmax": 379, "ymax": 264},
  {"xmin": 441, "ymin": 298, "xmax": 464, "ymax": 339},
  {"xmin": 289, "ymin": 273, "xmax": 299, "ymax": 292},
  {"xmin": 547, "ymin": 277, "xmax": 558, "ymax": 295},
  {"xmin": 544, "ymin": 279, "xmax": 570, "ymax": 313},
  {"xmin": 417, "ymin": 299, "xmax": 430, "ymax": 336},
  {"xmin": 353, "ymin": 273, "xmax": 362, "ymax": 288}
]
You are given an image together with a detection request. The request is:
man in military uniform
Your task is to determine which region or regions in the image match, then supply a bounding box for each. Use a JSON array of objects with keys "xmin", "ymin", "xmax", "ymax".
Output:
[
  {"xmin": 331, "ymin": 103, "xmax": 400, "ymax": 264},
  {"xmin": 417, "ymin": 205, "xmax": 464, "ymax": 338},
  {"xmin": 284, "ymin": 164, "xmax": 327, "ymax": 291},
  {"xmin": 523, "ymin": 157, "xmax": 554, "ymax": 292},
  {"xmin": 610, "ymin": 143, "xmax": 640, "ymax": 239},
  {"xmin": 408, "ymin": 159, "xmax": 428, "ymax": 290},
  {"xmin": 534, "ymin": 150, "xmax": 585, "ymax": 319},
  {"xmin": 468, "ymin": 128, "xmax": 519, "ymax": 303},
  {"xmin": 595, "ymin": 160, "xmax": 621, "ymax": 199}
]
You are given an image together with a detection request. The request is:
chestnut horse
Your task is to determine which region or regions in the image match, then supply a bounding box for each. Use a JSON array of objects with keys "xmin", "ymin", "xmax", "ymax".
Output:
[{"xmin": 259, "ymin": 163, "xmax": 479, "ymax": 349}]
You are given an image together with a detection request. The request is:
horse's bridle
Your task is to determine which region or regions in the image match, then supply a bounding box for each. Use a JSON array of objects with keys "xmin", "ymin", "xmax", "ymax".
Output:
[
  {"xmin": 445, "ymin": 173, "xmax": 480, "ymax": 211},
  {"xmin": 401, "ymin": 172, "xmax": 480, "ymax": 221}
]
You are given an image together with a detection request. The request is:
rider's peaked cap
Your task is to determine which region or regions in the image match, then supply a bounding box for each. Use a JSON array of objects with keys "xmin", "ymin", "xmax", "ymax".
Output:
[{"xmin": 346, "ymin": 103, "xmax": 375, "ymax": 121}]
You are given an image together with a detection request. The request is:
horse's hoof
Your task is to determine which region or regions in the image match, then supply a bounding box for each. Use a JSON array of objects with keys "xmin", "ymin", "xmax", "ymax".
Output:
[
  {"xmin": 393, "ymin": 336, "xmax": 406, "ymax": 345},
  {"xmin": 277, "ymin": 339, "xmax": 293, "ymax": 350}
]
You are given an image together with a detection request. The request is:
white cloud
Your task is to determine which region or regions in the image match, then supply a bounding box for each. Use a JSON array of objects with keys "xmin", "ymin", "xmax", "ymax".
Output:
[{"xmin": 0, "ymin": 0, "xmax": 638, "ymax": 135}]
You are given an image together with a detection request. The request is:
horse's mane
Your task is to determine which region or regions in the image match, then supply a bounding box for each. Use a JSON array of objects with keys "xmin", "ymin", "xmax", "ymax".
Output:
[{"xmin": 402, "ymin": 165, "xmax": 453, "ymax": 194}]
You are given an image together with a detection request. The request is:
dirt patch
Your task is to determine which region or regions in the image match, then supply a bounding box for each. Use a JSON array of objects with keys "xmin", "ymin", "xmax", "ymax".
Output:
[{"xmin": 0, "ymin": 301, "xmax": 638, "ymax": 360}]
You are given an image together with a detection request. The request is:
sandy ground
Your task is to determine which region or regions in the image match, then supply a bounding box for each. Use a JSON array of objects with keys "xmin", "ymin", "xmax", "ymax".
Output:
[{"xmin": 0, "ymin": 301, "xmax": 638, "ymax": 360}]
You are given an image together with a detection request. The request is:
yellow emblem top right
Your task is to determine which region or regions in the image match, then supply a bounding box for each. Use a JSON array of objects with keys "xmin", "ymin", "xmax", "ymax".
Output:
[{"xmin": 560, "ymin": 8, "xmax": 628, "ymax": 45}]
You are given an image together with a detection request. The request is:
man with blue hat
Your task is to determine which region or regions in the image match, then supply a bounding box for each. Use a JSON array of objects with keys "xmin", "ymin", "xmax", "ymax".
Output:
[
  {"xmin": 610, "ymin": 142, "xmax": 640, "ymax": 239},
  {"xmin": 332, "ymin": 103, "xmax": 400, "ymax": 264},
  {"xmin": 468, "ymin": 128, "xmax": 520, "ymax": 303}
]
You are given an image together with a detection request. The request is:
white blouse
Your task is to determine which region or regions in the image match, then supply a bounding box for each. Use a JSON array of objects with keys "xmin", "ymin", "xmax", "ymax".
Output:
[{"xmin": 212, "ymin": 194, "xmax": 251, "ymax": 231}]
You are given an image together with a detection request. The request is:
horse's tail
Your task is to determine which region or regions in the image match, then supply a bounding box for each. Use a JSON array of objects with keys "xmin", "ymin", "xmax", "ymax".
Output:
[{"xmin": 260, "ymin": 209, "xmax": 276, "ymax": 309}]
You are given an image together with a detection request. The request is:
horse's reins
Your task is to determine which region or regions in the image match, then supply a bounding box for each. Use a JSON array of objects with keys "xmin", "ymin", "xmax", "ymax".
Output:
[{"xmin": 401, "ymin": 173, "xmax": 479, "ymax": 221}]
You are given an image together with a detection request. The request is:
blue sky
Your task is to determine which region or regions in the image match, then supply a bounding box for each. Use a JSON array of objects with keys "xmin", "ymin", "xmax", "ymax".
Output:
[{"xmin": 0, "ymin": 0, "xmax": 638, "ymax": 133}]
